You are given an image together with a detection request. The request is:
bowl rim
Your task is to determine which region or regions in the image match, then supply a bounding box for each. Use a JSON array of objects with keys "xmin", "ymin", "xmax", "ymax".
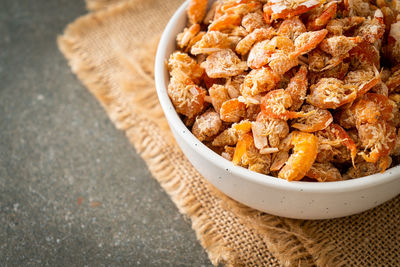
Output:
[{"xmin": 154, "ymin": 0, "xmax": 400, "ymax": 193}]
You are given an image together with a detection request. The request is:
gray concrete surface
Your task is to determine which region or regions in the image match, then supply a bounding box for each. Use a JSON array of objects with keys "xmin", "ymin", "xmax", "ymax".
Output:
[{"xmin": 0, "ymin": 0, "xmax": 212, "ymax": 266}]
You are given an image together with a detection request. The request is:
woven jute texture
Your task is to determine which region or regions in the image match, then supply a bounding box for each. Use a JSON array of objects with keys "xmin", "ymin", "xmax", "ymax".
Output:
[{"xmin": 59, "ymin": 0, "xmax": 400, "ymax": 266}]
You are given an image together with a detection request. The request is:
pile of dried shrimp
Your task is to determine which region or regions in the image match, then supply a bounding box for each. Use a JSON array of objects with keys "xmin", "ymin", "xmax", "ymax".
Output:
[{"xmin": 167, "ymin": 0, "xmax": 400, "ymax": 182}]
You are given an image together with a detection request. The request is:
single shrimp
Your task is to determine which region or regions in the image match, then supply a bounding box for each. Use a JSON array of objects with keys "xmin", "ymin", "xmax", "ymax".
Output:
[
  {"xmin": 306, "ymin": 163, "xmax": 342, "ymax": 182},
  {"xmin": 201, "ymin": 49, "xmax": 248, "ymax": 78},
  {"xmin": 268, "ymin": 50, "xmax": 300, "ymax": 75},
  {"xmin": 245, "ymin": 36, "xmax": 301, "ymax": 75},
  {"xmin": 192, "ymin": 111, "xmax": 222, "ymax": 141},
  {"xmin": 350, "ymin": 97, "xmax": 381, "ymax": 126},
  {"xmin": 293, "ymin": 29, "xmax": 328, "ymax": 57},
  {"xmin": 285, "ymin": 65, "xmax": 308, "ymax": 111},
  {"xmin": 292, "ymin": 105, "xmax": 333, "ymax": 133},
  {"xmin": 247, "ymin": 36, "xmax": 295, "ymax": 69},
  {"xmin": 208, "ymin": 13, "xmax": 242, "ymax": 32},
  {"xmin": 277, "ymin": 16, "xmax": 306, "ymax": 41},
  {"xmin": 319, "ymin": 36, "xmax": 362, "ymax": 58},
  {"xmin": 344, "ymin": 67, "xmax": 381, "ymax": 97},
  {"xmin": 236, "ymin": 27, "xmax": 276, "ymax": 55},
  {"xmin": 168, "ymin": 52, "xmax": 204, "ymax": 83},
  {"xmin": 212, "ymin": 128, "xmax": 238, "ymax": 147},
  {"xmin": 358, "ymin": 120, "xmax": 397, "ymax": 163},
  {"xmin": 214, "ymin": 0, "xmax": 257, "ymax": 16},
  {"xmin": 188, "ymin": 0, "xmax": 209, "ymax": 25},
  {"xmin": 263, "ymin": 0, "xmax": 322, "ymax": 23},
  {"xmin": 307, "ymin": 2, "xmax": 337, "ymax": 31},
  {"xmin": 168, "ymin": 71, "xmax": 206, "ymax": 118},
  {"xmin": 278, "ymin": 131, "xmax": 319, "ymax": 181},
  {"xmin": 256, "ymin": 113, "xmax": 290, "ymax": 148},
  {"xmin": 220, "ymin": 98, "xmax": 246, "ymax": 122},
  {"xmin": 307, "ymin": 78, "xmax": 358, "ymax": 109},
  {"xmin": 191, "ymin": 31, "xmax": 238, "ymax": 55},
  {"xmin": 208, "ymin": 84, "xmax": 230, "ymax": 113},
  {"xmin": 252, "ymin": 117, "xmax": 289, "ymax": 150},
  {"xmin": 177, "ymin": 24, "xmax": 201, "ymax": 49},
  {"xmin": 241, "ymin": 67, "xmax": 281, "ymax": 98},
  {"xmin": 260, "ymin": 89, "xmax": 311, "ymax": 120},
  {"xmin": 352, "ymin": 93, "xmax": 396, "ymax": 125}
]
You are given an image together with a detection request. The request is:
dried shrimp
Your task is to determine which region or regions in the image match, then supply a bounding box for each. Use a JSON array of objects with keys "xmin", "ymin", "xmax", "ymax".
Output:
[{"xmin": 167, "ymin": 0, "xmax": 400, "ymax": 181}]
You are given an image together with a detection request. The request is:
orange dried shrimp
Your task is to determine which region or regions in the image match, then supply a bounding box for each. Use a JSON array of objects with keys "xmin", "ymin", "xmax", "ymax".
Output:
[{"xmin": 167, "ymin": 0, "xmax": 400, "ymax": 181}]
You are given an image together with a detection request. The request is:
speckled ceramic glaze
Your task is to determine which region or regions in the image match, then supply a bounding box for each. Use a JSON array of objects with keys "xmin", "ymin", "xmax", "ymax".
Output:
[{"xmin": 154, "ymin": 0, "xmax": 400, "ymax": 219}]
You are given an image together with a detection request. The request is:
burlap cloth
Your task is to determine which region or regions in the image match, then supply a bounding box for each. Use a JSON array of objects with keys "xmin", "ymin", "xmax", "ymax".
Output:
[{"xmin": 58, "ymin": 0, "xmax": 400, "ymax": 266}]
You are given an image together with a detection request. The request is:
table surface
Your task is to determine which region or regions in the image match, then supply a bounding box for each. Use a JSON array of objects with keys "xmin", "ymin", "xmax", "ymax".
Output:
[{"xmin": 0, "ymin": 0, "xmax": 213, "ymax": 265}]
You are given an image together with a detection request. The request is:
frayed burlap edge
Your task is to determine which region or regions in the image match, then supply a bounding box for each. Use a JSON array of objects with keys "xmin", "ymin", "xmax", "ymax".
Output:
[{"xmin": 56, "ymin": 2, "xmax": 348, "ymax": 266}]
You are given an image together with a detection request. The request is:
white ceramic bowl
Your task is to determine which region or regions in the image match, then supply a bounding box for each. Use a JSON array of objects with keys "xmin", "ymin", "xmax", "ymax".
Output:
[{"xmin": 154, "ymin": 0, "xmax": 400, "ymax": 219}]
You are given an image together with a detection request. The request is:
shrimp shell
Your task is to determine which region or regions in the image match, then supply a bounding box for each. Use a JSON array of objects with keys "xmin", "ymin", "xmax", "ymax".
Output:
[{"xmin": 278, "ymin": 131, "xmax": 319, "ymax": 181}]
